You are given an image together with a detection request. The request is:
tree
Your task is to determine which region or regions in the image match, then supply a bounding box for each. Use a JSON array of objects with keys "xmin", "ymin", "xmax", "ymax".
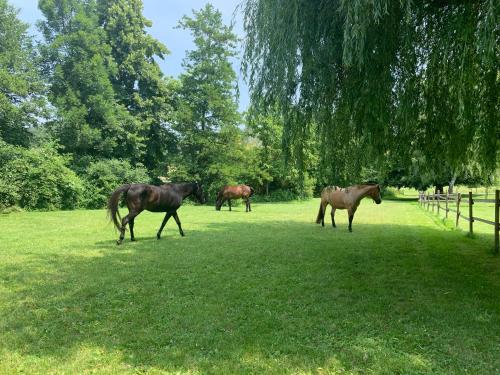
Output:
[
  {"xmin": 170, "ymin": 4, "xmax": 243, "ymax": 197},
  {"xmin": 38, "ymin": 0, "xmax": 174, "ymax": 169},
  {"xmin": 39, "ymin": 0, "xmax": 141, "ymax": 163},
  {"xmin": 242, "ymin": 0, "xmax": 498, "ymax": 186},
  {"xmin": 246, "ymin": 110, "xmax": 317, "ymax": 197},
  {"xmin": 97, "ymin": 0, "xmax": 176, "ymax": 174},
  {"xmin": 0, "ymin": 0, "xmax": 45, "ymax": 146}
]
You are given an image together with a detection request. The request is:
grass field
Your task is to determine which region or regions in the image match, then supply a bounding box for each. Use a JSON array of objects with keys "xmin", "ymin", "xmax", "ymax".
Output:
[{"xmin": 1, "ymin": 199, "xmax": 499, "ymax": 374}]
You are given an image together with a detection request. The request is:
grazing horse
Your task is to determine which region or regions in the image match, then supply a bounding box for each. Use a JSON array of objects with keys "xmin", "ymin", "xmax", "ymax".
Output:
[
  {"xmin": 316, "ymin": 184, "xmax": 382, "ymax": 232},
  {"xmin": 215, "ymin": 184, "xmax": 254, "ymax": 212},
  {"xmin": 108, "ymin": 182, "xmax": 205, "ymax": 244}
]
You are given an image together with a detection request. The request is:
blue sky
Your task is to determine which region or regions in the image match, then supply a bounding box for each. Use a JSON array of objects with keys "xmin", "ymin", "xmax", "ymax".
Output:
[{"xmin": 9, "ymin": 0, "xmax": 250, "ymax": 111}]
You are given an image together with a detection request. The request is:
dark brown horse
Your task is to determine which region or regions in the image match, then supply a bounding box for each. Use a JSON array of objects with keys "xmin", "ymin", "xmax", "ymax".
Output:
[
  {"xmin": 108, "ymin": 182, "xmax": 205, "ymax": 244},
  {"xmin": 316, "ymin": 184, "xmax": 382, "ymax": 232},
  {"xmin": 215, "ymin": 184, "xmax": 254, "ymax": 212}
]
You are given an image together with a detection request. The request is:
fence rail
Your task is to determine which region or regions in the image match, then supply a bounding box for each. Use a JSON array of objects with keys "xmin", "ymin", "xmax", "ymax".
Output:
[{"xmin": 418, "ymin": 190, "xmax": 499, "ymax": 254}]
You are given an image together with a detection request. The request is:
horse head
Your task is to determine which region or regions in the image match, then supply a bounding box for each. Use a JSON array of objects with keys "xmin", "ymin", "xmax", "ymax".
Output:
[
  {"xmin": 370, "ymin": 184, "xmax": 382, "ymax": 204},
  {"xmin": 193, "ymin": 181, "xmax": 206, "ymax": 204}
]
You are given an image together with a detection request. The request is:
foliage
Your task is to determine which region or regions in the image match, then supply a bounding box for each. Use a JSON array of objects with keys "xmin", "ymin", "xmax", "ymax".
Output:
[
  {"xmin": 0, "ymin": 0, "xmax": 46, "ymax": 146},
  {"xmin": 97, "ymin": 0, "xmax": 177, "ymax": 174},
  {"xmin": 242, "ymin": 0, "xmax": 499, "ymax": 186},
  {"xmin": 38, "ymin": 0, "xmax": 174, "ymax": 170},
  {"xmin": 82, "ymin": 159, "xmax": 150, "ymax": 209},
  {"xmin": 246, "ymin": 110, "xmax": 317, "ymax": 197},
  {"xmin": 170, "ymin": 4, "xmax": 244, "ymax": 199},
  {"xmin": 0, "ymin": 141, "xmax": 83, "ymax": 210}
]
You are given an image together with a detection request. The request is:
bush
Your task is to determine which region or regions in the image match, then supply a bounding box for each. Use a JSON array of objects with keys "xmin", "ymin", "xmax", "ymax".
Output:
[
  {"xmin": 0, "ymin": 142, "xmax": 84, "ymax": 210},
  {"xmin": 82, "ymin": 159, "xmax": 150, "ymax": 209},
  {"xmin": 252, "ymin": 189, "xmax": 306, "ymax": 202},
  {"xmin": 0, "ymin": 177, "xmax": 20, "ymax": 210}
]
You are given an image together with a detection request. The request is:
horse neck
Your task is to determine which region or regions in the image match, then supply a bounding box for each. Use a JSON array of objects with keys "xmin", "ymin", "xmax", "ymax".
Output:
[
  {"xmin": 185, "ymin": 183, "xmax": 197, "ymax": 199},
  {"xmin": 173, "ymin": 183, "xmax": 195, "ymax": 199},
  {"xmin": 351, "ymin": 185, "xmax": 375, "ymax": 203}
]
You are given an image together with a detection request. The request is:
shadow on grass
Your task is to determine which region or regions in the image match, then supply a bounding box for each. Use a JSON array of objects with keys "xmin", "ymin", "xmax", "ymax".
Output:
[{"xmin": 1, "ymin": 219, "xmax": 499, "ymax": 374}]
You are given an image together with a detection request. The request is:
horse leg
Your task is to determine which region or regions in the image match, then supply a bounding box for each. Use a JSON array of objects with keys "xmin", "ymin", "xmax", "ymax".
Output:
[
  {"xmin": 348, "ymin": 209, "xmax": 354, "ymax": 232},
  {"xmin": 173, "ymin": 211, "xmax": 185, "ymax": 237},
  {"xmin": 321, "ymin": 202, "xmax": 327, "ymax": 227},
  {"xmin": 248, "ymin": 198, "xmax": 252, "ymax": 212},
  {"xmin": 228, "ymin": 200, "xmax": 232, "ymax": 211},
  {"xmin": 245, "ymin": 198, "xmax": 249, "ymax": 212},
  {"xmin": 157, "ymin": 212, "xmax": 173, "ymax": 240},
  {"xmin": 331, "ymin": 207, "xmax": 336, "ymax": 228},
  {"xmin": 129, "ymin": 217, "xmax": 136, "ymax": 241}
]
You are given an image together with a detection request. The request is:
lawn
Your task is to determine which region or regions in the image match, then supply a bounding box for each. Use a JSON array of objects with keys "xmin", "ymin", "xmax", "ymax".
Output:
[{"xmin": 0, "ymin": 199, "xmax": 499, "ymax": 374}]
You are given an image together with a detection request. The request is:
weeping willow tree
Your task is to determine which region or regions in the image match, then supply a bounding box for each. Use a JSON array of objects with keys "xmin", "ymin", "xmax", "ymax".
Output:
[{"xmin": 242, "ymin": 0, "xmax": 498, "ymax": 187}]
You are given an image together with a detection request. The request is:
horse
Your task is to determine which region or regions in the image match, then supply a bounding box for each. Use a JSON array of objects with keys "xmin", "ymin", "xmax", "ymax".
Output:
[
  {"xmin": 108, "ymin": 182, "xmax": 205, "ymax": 244},
  {"xmin": 316, "ymin": 184, "xmax": 382, "ymax": 232},
  {"xmin": 215, "ymin": 184, "xmax": 254, "ymax": 212}
]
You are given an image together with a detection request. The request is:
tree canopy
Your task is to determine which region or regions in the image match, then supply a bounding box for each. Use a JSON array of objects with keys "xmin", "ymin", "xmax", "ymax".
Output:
[
  {"xmin": 38, "ymin": 0, "xmax": 173, "ymax": 169},
  {"xmin": 242, "ymin": 0, "xmax": 499, "ymax": 186},
  {"xmin": 0, "ymin": 0, "xmax": 45, "ymax": 147}
]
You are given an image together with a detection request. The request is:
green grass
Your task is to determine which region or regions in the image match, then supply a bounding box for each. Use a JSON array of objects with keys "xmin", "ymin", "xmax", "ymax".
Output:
[{"xmin": 1, "ymin": 200, "xmax": 499, "ymax": 374}]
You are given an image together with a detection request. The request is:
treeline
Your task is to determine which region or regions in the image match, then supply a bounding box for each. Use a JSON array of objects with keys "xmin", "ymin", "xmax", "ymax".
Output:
[
  {"xmin": 2, "ymin": 0, "xmax": 498, "ymax": 212},
  {"xmin": 0, "ymin": 0, "xmax": 309, "ymax": 211}
]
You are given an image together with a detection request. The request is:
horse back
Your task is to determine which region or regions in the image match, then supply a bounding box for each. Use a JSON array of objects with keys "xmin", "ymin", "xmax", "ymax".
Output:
[
  {"xmin": 126, "ymin": 184, "xmax": 182, "ymax": 212},
  {"xmin": 221, "ymin": 184, "xmax": 251, "ymax": 199},
  {"xmin": 322, "ymin": 186, "xmax": 348, "ymax": 209}
]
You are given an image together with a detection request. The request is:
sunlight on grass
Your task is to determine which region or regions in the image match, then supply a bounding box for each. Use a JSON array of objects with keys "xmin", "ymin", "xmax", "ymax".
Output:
[{"xmin": 0, "ymin": 200, "xmax": 499, "ymax": 374}]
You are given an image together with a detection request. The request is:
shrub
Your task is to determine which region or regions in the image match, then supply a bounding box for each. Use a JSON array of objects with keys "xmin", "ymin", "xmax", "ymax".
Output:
[
  {"xmin": 0, "ymin": 142, "xmax": 84, "ymax": 210},
  {"xmin": 252, "ymin": 189, "xmax": 304, "ymax": 202},
  {"xmin": 82, "ymin": 159, "xmax": 150, "ymax": 209}
]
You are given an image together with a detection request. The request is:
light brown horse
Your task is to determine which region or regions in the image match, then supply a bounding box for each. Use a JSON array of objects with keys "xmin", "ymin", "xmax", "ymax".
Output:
[
  {"xmin": 316, "ymin": 184, "xmax": 382, "ymax": 232},
  {"xmin": 215, "ymin": 185, "xmax": 254, "ymax": 212}
]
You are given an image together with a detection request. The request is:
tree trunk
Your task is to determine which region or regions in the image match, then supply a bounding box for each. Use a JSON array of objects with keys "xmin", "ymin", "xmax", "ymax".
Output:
[{"xmin": 448, "ymin": 176, "xmax": 456, "ymax": 194}]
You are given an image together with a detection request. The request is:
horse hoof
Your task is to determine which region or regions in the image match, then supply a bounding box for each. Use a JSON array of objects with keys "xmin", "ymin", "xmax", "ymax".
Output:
[
  {"xmin": 131, "ymin": 238, "xmax": 136, "ymax": 242},
  {"xmin": 116, "ymin": 240, "xmax": 122, "ymax": 245},
  {"xmin": 156, "ymin": 235, "xmax": 161, "ymax": 240}
]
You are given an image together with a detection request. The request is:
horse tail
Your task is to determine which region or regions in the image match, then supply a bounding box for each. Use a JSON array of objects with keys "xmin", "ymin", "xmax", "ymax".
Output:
[
  {"xmin": 316, "ymin": 201, "xmax": 324, "ymax": 224},
  {"xmin": 107, "ymin": 184, "xmax": 131, "ymax": 231},
  {"xmin": 249, "ymin": 186, "xmax": 255, "ymax": 197}
]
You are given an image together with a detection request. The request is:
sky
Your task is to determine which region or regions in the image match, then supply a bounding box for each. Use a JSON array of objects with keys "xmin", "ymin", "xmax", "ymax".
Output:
[{"xmin": 9, "ymin": 0, "xmax": 250, "ymax": 111}]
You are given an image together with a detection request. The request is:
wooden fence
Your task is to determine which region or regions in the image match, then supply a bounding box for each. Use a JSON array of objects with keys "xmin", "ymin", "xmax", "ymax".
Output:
[{"xmin": 418, "ymin": 190, "xmax": 499, "ymax": 254}]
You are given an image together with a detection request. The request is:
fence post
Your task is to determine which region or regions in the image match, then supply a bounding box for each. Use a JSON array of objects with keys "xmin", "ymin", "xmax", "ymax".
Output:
[
  {"xmin": 427, "ymin": 193, "xmax": 430, "ymax": 210},
  {"xmin": 468, "ymin": 191, "xmax": 474, "ymax": 236},
  {"xmin": 437, "ymin": 191, "xmax": 440, "ymax": 215},
  {"xmin": 445, "ymin": 192, "xmax": 449, "ymax": 219},
  {"xmin": 456, "ymin": 193, "xmax": 461, "ymax": 228},
  {"xmin": 495, "ymin": 190, "xmax": 499, "ymax": 254},
  {"xmin": 432, "ymin": 193, "xmax": 435, "ymax": 212}
]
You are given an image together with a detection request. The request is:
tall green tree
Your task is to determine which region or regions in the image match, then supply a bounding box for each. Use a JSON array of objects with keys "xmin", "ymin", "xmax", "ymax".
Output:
[
  {"xmin": 0, "ymin": 0, "xmax": 45, "ymax": 147},
  {"xmin": 97, "ymin": 0, "xmax": 176, "ymax": 173},
  {"xmin": 242, "ymin": 0, "xmax": 499, "ymax": 186},
  {"xmin": 39, "ymin": 0, "xmax": 174, "ymax": 170},
  {"xmin": 170, "ymin": 4, "xmax": 242, "ymax": 196},
  {"xmin": 39, "ymin": 0, "xmax": 141, "ymax": 163}
]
